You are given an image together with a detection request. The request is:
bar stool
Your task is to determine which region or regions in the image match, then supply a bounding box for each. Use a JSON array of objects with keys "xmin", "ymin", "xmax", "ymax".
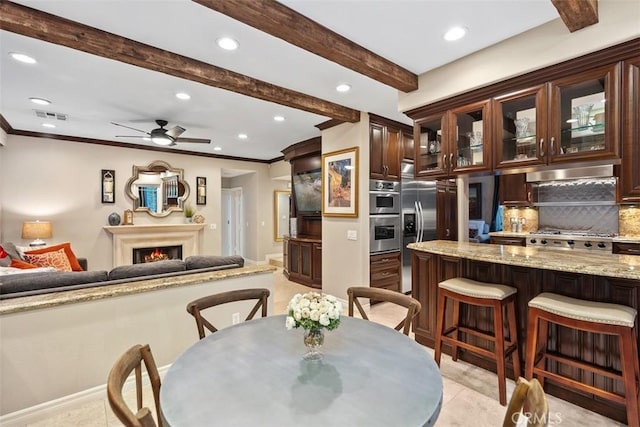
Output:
[
  {"xmin": 525, "ymin": 292, "xmax": 640, "ymax": 427},
  {"xmin": 435, "ymin": 277, "xmax": 521, "ymax": 405}
]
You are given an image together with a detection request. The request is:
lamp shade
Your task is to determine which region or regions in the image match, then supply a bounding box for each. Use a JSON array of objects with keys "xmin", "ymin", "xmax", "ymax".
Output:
[{"xmin": 22, "ymin": 221, "xmax": 52, "ymax": 246}]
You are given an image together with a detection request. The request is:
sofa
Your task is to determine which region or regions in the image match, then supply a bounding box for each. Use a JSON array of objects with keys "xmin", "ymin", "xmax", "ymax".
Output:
[
  {"xmin": 0, "ymin": 246, "xmax": 245, "ymax": 299},
  {"xmin": 468, "ymin": 220, "xmax": 490, "ymax": 243}
]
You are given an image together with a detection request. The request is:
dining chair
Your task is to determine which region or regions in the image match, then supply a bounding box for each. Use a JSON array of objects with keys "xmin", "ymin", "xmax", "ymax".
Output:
[
  {"xmin": 186, "ymin": 288, "xmax": 270, "ymax": 339},
  {"xmin": 503, "ymin": 377, "xmax": 549, "ymax": 427},
  {"xmin": 347, "ymin": 286, "xmax": 421, "ymax": 336},
  {"xmin": 107, "ymin": 344, "xmax": 162, "ymax": 427}
]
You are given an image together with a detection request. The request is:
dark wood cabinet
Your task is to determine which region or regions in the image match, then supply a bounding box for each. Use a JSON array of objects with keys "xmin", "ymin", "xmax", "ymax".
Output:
[
  {"xmin": 369, "ymin": 119, "xmax": 402, "ymax": 181},
  {"xmin": 620, "ymin": 56, "xmax": 640, "ymax": 203},
  {"xmin": 283, "ymin": 236, "xmax": 321, "ymax": 288},
  {"xmin": 436, "ymin": 180, "xmax": 457, "ymax": 241},
  {"xmin": 370, "ymin": 251, "xmax": 401, "ymax": 296},
  {"xmin": 613, "ymin": 241, "xmax": 640, "ymax": 255},
  {"xmin": 499, "ymin": 173, "xmax": 532, "ymax": 206},
  {"xmin": 401, "ymin": 130, "xmax": 414, "ymax": 162},
  {"xmin": 489, "ymin": 236, "xmax": 526, "ymax": 246}
]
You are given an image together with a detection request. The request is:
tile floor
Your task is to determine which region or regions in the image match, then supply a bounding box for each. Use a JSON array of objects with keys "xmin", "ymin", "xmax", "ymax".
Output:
[{"xmin": 23, "ymin": 269, "xmax": 624, "ymax": 426}]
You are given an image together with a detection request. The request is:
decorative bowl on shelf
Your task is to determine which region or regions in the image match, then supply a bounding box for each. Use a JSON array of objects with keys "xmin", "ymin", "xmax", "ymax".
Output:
[{"xmin": 514, "ymin": 118, "xmax": 530, "ymax": 138}]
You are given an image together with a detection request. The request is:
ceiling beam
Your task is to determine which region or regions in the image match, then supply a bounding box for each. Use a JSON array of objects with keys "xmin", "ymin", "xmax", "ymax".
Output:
[
  {"xmin": 193, "ymin": 0, "xmax": 418, "ymax": 92},
  {"xmin": 0, "ymin": 0, "xmax": 360, "ymax": 123},
  {"xmin": 550, "ymin": 0, "xmax": 599, "ymax": 32}
]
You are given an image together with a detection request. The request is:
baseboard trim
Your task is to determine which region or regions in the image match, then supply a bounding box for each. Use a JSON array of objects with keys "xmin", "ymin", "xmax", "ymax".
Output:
[{"xmin": 0, "ymin": 365, "xmax": 170, "ymax": 426}]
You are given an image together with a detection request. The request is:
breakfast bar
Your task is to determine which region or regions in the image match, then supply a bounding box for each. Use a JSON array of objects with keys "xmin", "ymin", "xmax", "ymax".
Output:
[{"xmin": 409, "ymin": 240, "xmax": 640, "ymax": 423}]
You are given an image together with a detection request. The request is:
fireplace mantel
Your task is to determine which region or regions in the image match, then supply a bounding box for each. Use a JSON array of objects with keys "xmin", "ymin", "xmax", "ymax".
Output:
[{"xmin": 104, "ymin": 224, "xmax": 205, "ymax": 267}]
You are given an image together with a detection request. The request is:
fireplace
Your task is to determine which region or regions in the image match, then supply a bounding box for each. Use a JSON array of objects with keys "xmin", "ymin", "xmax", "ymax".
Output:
[{"xmin": 133, "ymin": 245, "xmax": 183, "ymax": 264}]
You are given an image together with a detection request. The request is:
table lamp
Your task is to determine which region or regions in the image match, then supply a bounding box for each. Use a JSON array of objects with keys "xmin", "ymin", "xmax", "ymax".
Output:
[{"xmin": 21, "ymin": 220, "xmax": 52, "ymax": 247}]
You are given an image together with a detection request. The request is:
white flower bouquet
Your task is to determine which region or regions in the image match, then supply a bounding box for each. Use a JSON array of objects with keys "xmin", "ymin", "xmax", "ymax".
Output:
[{"xmin": 285, "ymin": 291, "xmax": 341, "ymax": 331}]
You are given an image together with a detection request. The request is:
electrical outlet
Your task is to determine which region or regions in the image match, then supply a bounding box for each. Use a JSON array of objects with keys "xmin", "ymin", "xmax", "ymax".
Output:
[
  {"xmin": 210, "ymin": 223, "xmax": 217, "ymax": 230},
  {"xmin": 347, "ymin": 230, "xmax": 357, "ymax": 240},
  {"xmin": 232, "ymin": 312, "xmax": 240, "ymax": 324}
]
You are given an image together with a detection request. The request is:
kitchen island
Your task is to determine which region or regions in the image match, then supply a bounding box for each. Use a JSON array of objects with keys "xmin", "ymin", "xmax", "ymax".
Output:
[{"xmin": 409, "ymin": 240, "xmax": 639, "ymax": 423}]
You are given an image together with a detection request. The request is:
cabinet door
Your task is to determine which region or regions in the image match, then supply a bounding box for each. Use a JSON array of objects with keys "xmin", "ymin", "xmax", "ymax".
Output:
[
  {"xmin": 449, "ymin": 99, "xmax": 492, "ymax": 173},
  {"xmin": 620, "ymin": 57, "xmax": 640, "ymax": 203},
  {"xmin": 414, "ymin": 113, "xmax": 448, "ymax": 177},
  {"xmin": 499, "ymin": 173, "xmax": 532, "ymax": 206},
  {"xmin": 402, "ymin": 130, "xmax": 414, "ymax": 161},
  {"xmin": 494, "ymin": 85, "xmax": 547, "ymax": 168},
  {"xmin": 548, "ymin": 63, "xmax": 620, "ymax": 162},
  {"xmin": 489, "ymin": 236, "xmax": 526, "ymax": 246},
  {"xmin": 436, "ymin": 180, "xmax": 457, "ymax": 241},
  {"xmin": 289, "ymin": 241, "xmax": 300, "ymax": 275},
  {"xmin": 300, "ymin": 242, "xmax": 312, "ymax": 280},
  {"xmin": 385, "ymin": 126, "xmax": 401, "ymax": 180},
  {"xmin": 312, "ymin": 242, "xmax": 322, "ymax": 283},
  {"xmin": 411, "ymin": 250, "xmax": 437, "ymax": 343},
  {"xmin": 370, "ymin": 123, "xmax": 385, "ymax": 179}
]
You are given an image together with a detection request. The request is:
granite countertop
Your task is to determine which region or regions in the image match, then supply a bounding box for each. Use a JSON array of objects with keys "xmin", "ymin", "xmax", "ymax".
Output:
[
  {"xmin": 408, "ymin": 240, "xmax": 640, "ymax": 281},
  {"xmin": 612, "ymin": 236, "xmax": 640, "ymax": 243},
  {"xmin": 0, "ymin": 264, "xmax": 276, "ymax": 316},
  {"xmin": 488, "ymin": 231, "xmax": 529, "ymax": 238}
]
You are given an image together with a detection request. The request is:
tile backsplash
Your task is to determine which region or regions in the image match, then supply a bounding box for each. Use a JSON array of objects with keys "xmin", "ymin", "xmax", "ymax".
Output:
[
  {"xmin": 502, "ymin": 207, "xmax": 538, "ymax": 233},
  {"xmin": 619, "ymin": 206, "xmax": 640, "ymax": 238}
]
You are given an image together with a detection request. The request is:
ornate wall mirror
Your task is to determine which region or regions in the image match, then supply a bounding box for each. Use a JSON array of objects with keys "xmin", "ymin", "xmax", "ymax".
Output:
[
  {"xmin": 125, "ymin": 160, "xmax": 190, "ymax": 217},
  {"xmin": 273, "ymin": 190, "xmax": 291, "ymax": 241}
]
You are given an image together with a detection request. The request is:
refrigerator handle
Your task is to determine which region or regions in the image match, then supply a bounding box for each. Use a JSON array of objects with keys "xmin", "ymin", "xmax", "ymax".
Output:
[
  {"xmin": 414, "ymin": 201, "xmax": 420, "ymax": 243},
  {"xmin": 417, "ymin": 201, "xmax": 424, "ymax": 242}
]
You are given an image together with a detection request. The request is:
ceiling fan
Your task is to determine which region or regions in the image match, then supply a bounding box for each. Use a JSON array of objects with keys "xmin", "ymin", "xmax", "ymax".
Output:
[{"xmin": 112, "ymin": 119, "xmax": 211, "ymax": 146}]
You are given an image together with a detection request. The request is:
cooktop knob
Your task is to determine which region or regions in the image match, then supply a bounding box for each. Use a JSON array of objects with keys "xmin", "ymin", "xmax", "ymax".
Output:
[
  {"xmin": 567, "ymin": 240, "xmax": 575, "ymax": 245},
  {"xmin": 541, "ymin": 239, "xmax": 548, "ymax": 245},
  {"xmin": 597, "ymin": 242, "xmax": 606, "ymax": 248},
  {"xmin": 584, "ymin": 242, "xmax": 593, "ymax": 248},
  {"xmin": 530, "ymin": 239, "xmax": 537, "ymax": 244}
]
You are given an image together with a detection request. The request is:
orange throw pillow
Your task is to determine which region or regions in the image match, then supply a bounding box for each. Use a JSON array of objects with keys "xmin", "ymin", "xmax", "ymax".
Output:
[
  {"xmin": 24, "ymin": 242, "xmax": 83, "ymax": 271},
  {"xmin": 10, "ymin": 258, "xmax": 39, "ymax": 269},
  {"xmin": 24, "ymin": 248, "xmax": 72, "ymax": 272}
]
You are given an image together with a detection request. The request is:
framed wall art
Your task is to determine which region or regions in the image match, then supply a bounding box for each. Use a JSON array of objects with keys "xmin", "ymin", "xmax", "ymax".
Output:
[
  {"xmin": 101, "ymin": 169, "xmax": 115, "ymax": 203},
  {"xmin": 196, "ymin": 177, "xmax": 207, "ymax": 205},
  {"xmin": 321, "ymin": 147, "xmax": 359, "ymax": 218}
]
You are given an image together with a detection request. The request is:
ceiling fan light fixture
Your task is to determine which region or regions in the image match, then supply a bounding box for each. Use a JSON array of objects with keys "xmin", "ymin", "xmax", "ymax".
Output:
[
  {"xmin": 151, "ymin": 135, "xmax": 174, "ymax": 145},
  {"xmin": 216, "ymin": 37, "xmax": 239, "ymax": 51}
]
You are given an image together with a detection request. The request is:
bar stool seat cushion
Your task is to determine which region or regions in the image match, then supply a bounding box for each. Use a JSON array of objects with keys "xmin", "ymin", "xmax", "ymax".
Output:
[
  {"xmin": 438, "ymin": 278, "xmax": 517, "ymax": 300},
  {"xmin": 528, "ymin": 292, "xmax": 637, "ymax": 328}
]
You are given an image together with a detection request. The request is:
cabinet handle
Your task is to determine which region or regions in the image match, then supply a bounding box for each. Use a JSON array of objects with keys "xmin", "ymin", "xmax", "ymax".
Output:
[
  {"xmin": 550, "ymin": 137, "xmax": 555, "ymax": 155},
  {"xmin": 450, "ymin": 153, "xmax": 454, "ymax": 169},
  {"xmin": 446, "ymin": 228, "xmax": 450, "ymax": 237},
  {"xmin": 539, "ymin": 138, "xmax": 544, "ymax": 157},
  {"xmin": 382, "ymin": 272, "xmax": 389, "ymax": 276},
  {"xmin": 381, "ymin": 258, "xmax": 390, "ymax": 262},
  {"xmin": 443, "ymin": 154, "xmax": 447, "ymax": 169},
  {"xmin": 626, "ymin": 249, "xmax": 640, "ymax": 254}
]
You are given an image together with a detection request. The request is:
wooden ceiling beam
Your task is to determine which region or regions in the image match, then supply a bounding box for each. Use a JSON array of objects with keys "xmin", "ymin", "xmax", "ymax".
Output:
[
  {"xmin": 0, "ymin": 0, "xmax": 360, "ymax": 123},
  {"xmin": 550, "ymin": 0, "xmax": 599, "ymax": 32},
  {"xmin": 193, "ymin": 0, "xmax": 418, "ymax": 92}
]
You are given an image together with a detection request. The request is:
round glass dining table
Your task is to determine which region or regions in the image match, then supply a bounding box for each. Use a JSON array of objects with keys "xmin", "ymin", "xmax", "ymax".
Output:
[{"xmin": 160, "ymin": 315, "xmax": 442, "ymax": 426}]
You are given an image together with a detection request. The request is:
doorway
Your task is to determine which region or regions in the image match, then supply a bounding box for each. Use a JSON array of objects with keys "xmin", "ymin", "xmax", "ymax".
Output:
[{"xmin": 221, "ymin": 187, "xmax": 244, "ymax": 256}]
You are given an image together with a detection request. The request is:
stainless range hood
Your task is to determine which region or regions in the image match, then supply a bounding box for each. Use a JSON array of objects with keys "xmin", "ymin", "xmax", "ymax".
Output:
[{"xmin": 526, "ymin": 165, "xmax": 614, "ymax": 182}]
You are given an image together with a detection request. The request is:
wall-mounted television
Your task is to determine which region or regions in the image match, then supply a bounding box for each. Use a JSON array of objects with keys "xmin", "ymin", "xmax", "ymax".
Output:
[{"xmin": 292, "ymin": 169, "xmax": 321, "ymax": 213}]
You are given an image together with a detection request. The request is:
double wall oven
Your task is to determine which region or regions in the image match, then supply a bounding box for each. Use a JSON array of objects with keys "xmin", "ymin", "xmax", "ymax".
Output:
[{"xmin": 369, "ymin": 180, "xmax": 401, "ymax": 254}]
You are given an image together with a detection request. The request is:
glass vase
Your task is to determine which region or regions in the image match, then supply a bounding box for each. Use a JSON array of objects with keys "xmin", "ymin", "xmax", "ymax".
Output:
[{"xmin": 303, "ymin": 328, "xmax": 324, "ymax": 360}]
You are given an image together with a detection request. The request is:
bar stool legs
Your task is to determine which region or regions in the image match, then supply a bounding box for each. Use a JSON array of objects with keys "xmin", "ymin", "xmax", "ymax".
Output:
[
  {"xmin": 525, "ymin": 293, "xmax": 640, "ymax": 427},
  {"xmin": 435, "ymin": 278, "xmax": 521, "ymax": 406}
]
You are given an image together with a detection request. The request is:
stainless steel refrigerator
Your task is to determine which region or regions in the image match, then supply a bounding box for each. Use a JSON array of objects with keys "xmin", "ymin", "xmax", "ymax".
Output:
[{"xmin": 400, "ymin": 162, "xmax": 437, "ymax": 293}]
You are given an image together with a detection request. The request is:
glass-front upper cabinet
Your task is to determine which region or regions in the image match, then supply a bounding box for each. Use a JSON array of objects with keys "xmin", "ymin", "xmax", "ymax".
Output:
[
  {"xmin": 449, "ymin": 99, "xmax": 491, "ymax": 173},
  {"xmin": 494, "ymin": 86, "xmax": 547, "ymax": 169},
  {"xmin": 548, "ymin": 63, "xmax": 620, "ymax": 162},
  {"xmin": 414, "ymin": 112, "xmax": 448, "ymax": 177}
]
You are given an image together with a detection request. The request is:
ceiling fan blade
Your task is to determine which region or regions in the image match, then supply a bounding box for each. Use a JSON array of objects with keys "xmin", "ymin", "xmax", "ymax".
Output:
[
  {"xmin": 175, "ymin": 137, "xmax": 211, "ymax": 144},
  {"xmin": 115, "ymin": 135, "xmax": 149, "ymax": 138},
  {"xmin": 165, "ymin": 125, "xmax": 186, "ymax": 139},
  {"xmin": 111, "ymin": 122, "xmax": 149, "ymax": 134}
]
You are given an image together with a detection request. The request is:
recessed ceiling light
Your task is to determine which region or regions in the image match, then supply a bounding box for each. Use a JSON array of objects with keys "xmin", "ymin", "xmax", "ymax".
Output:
[
  {"xmin": 176, "ymin": 92, "xmax": 191, "ymax": 100},
  {"xmin": 217, "ymin": 37, "xmax": 239, "ymax": 51},
  {"xmin": 238, "ymin": 133, "xmax": 248, "ymax": 139},
  {"xmin": 10, "ymin": 52, "xmax": 36, "ymax": 64},
  {"xmin": 42, "ymin": 123, "xmax": 56, "ymax": 129},
  {"xmin": 443, "ymin": 26, "xmax": 467, "ymax": 42},
  {"xmin": 273, "ymin": 115, "xmax": 285, "ymax": 122},
  {"xmin": 29, "ymin": 97, "xmax": 51, "ymax": 105},
  {"xmin": 336, "ymin": 83, "xmax": 351, "ymax": 93},
  {"xmin": 213, "ymin": 146, "xmax": 222, "ymax": 151}
]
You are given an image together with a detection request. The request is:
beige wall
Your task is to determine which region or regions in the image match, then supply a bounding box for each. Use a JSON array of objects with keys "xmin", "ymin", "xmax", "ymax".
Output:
[
  {"xmin": 321, "ymin": 114, "xmax": 370, "ymax": 301},
  {"xmin": 0, "ymin": 135, "xmax": 283, "ymax": 270},
  {"xmin": 399, "ymin": 0, "xmax": 640, "ymax": 112}
]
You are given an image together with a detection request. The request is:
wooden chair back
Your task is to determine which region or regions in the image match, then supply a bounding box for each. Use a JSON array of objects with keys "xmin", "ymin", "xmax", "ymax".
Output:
[
  {"xmin": 186, "ymin": 288, "xmax": 270, "ymax": 339},
  {"xmin": 503, "ymin": 377, "xmax": 549, "ymax": 427},
  {"xmin": 347, "ymin": 286, "xmax": 422, "ymax": 335},
  {"xmin": 107, "ymin": 344, "xmax": 162, "ymax": 427}
]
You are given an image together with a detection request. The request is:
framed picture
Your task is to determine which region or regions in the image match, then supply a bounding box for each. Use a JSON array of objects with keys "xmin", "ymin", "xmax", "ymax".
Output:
[
  {"xmin": 101, "ymin": 169, "xmax": 115, "ymax": 203},
  {"xmin": 196, "ymin": 177, "xmax": 206, "ymax": 205},
  {"xmin": 322, "ymin": 147, "xmax": 359, "ymax": 217},
  {"xmin": 469, "ymin": 183, "xmax": 482, "ymax": 219}
]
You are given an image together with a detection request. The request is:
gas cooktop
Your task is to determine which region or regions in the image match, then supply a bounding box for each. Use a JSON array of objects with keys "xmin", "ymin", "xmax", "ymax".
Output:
[{"xmin": 526, "ymin": 230, "xmax": 616, "ymax": 252}]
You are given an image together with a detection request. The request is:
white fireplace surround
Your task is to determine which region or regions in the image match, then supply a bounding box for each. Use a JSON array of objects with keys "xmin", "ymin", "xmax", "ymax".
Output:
[{"xmin": 104, "ymin": 224, "xmax": 205, "ymax": 267}]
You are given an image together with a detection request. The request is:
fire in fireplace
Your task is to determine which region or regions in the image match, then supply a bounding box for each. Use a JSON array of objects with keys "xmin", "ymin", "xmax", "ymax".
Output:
[{"xmin": 133, "ymin": 245, "xmax": 183, "ymax": 264}]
